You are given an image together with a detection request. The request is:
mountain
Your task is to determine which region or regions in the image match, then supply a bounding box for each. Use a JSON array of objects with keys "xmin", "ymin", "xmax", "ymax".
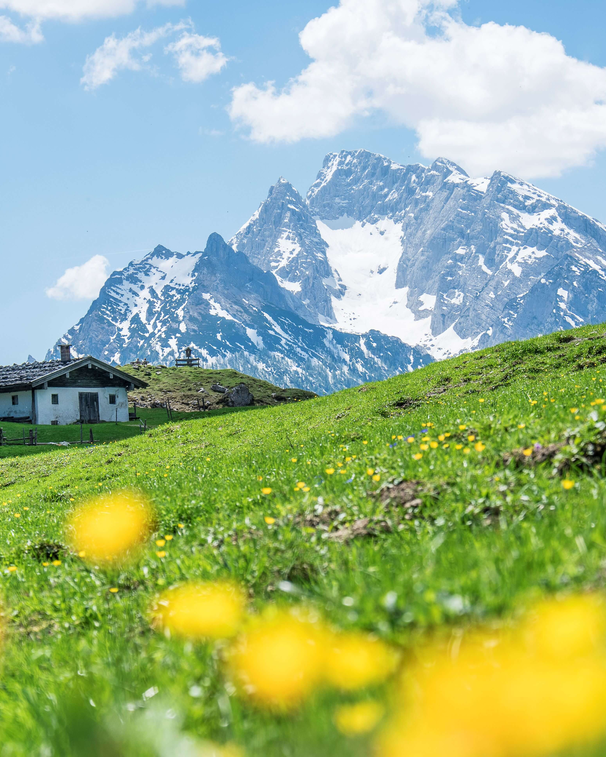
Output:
[
  {"xmin": 233, "ymin": 150, "xmax": 606, "ymax": 358},
  {"xmin": 49, "ymin": 233, "xmax": 429, "ymax": 394},
  {"xmin": 51, "ymin": 149, "xmax": 606, "ymax": 391}
]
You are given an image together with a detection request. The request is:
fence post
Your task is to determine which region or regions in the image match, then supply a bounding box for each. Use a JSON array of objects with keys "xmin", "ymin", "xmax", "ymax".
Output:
[
  {"xmin": 29, "ymin": 430, "xmax": 34, "ymax": 446},
  {"xmin": 89, "ymin": 428, "xmax": 94, "ymax": 445},
  {"xmin": 0, "ymin": 428, "xmax": 3, "ymax": 446}
]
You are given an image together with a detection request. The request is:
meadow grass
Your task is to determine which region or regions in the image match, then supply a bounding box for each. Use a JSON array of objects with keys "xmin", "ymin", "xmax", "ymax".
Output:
[{"xmin": 2, "ymin": 324, "xmax": 606, "ymax": 754}]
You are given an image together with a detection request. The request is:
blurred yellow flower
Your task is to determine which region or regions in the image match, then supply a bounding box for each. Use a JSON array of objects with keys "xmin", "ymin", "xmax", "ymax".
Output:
[
  {"xmin": 334, "ymin": 701, "xmax": 385, "ymax": 736},
  {"xmin": 413, "ymin": 453, "xmax": 423, "ymax": 461},
  {"xmin": 324, "ymin": 632, "xmax": 398, "ymax": 691},
  {"xmin": 377, "ymin": 594, "xmax": 606, "ymax": 757},
  {"xmin": 523, "ymin": 448, "xmax": 533, "ymax": 457},
  {"xmin": 155, "ymin": 581, "xmax": 245, "ymax": 640},
  {"xmin": 65, "ymin": 490, "xmax": 153, "ymax": 566},
  {"xmin": 373, "ymin": 474, "xmax": 381, "ymax": 482},
  {"xmin": 429, "ymin": 442, "xmax": 439, "ymax": 449},
  {"xmin": 367, "ymin": 468, "xmax": 375, "ymax": 476},
  {"xmin": 326, "ymin": 468, "xmax": 335, "ymax": 475},
  {"xmin": 474, "ymin": 442, "xmax": 486, "ymax": 452},
  {"xmin": 199, "ymin": 743, "xmax": 244, "ymax": 757},
  {"xmin": 229, "ymin": 611, "xmax": 325, "ymax": 709},
  {"xmin": 562, "ymin": 479, "xmax": 575, "ymax": 490},
  {"xmin": 264, "ymin": 517, "xmax": 276, "ymax": 525},
  {"xmin": 261, "ymin": 488, "xmax": 272, "ymax": 495},
  {"xmin": 420, "ymin": 444, "xmax": 429, "ymax": 451}
]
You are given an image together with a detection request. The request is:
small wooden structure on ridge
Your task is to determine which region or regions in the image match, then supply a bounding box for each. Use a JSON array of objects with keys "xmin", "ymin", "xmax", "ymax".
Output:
[{"xmin": 176, "ymin": 347, "xmax": 200, "ymax": 368}]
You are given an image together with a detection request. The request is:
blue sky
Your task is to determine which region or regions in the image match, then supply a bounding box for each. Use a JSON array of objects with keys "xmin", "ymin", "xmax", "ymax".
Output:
[{"xmin": 1, "ymin": 0, "xmax": 606, "ymax": 365}]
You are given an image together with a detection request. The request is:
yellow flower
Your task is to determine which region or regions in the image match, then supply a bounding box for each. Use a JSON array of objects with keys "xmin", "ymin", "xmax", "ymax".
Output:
[
  {"xmin": 373, "ymin": 474, "xmax": 381, "ymax": 482},
  {"xmin": 154, "ymin": 581, "xmax": 245, "ymax": 640},
  {"xmin": 52, "ymin": 560, "xmax": 61, "ymax": 567},
  {"xmin": 570, "ymin": 408, "xmax": 579, "ymax": 414},
  {"xmin": 459, "ymin": 425, "xmax": 467, "ymax": 430},
  {"xmin": 467, "ymin": 435, "xmax": 476, "ymax": 442},
  {"xmin": 261, "ymin": 487, "xmax": 272, "ymax": 495},
  {"xmin": 303, "ymin": 487, "xmax": 311, "ymax": 492},
  {"xmin": 413, "ymin": 453, "xmax": 423, "ymax": 461},
  {"xmin": 326, "ymin": 468, "xmax": 335, "ymax": 475},
  {"xmin": 42, "ymin": 562, "xmax": 49, "ymax": 567},
  {"xmin": 229, "ymin": 611, "xmax": 325, "ymax": 709},
  {"xmin": 297, "ymin": 482, "xmax": 306, "ymax": 488},
  {"xmin": 291, "ymin": 458, "xmax": 297, "ymax": 463},
  {"xmin": 165, "ymin": 535, "xmax": 173, "ymax": 541},
  {"xmin": 8, "ymin": 566, "xmax": 16, "ymax": 572},
  {"xmin": 334, "ymin": 701, "xmax": 385, "ymax": 736},
  {"xmin": 66, "ymin": 490, "xmax": 153, "ymax": 566},
  {"xmin": 109, "ymin": 588, "xmax": 119, "ymax": 593},
  {"xmin": 438, "ymin": 435, "xmax": 445, "ymax": 442},
  {"xmin": 325, "ymin": 632, "xmax": 398, "ymax": 691},
  {"xmin": 518, "ymin": 424, "xmax": 526, "ymax": 429},
  {"xmin": 562, "ymin": 479, "xmax": 575, "ymax": 490},
  {"xmin": 474, "ymin": 442, "xmax": 486, "ymax": 452},
  {"xmin": 420, "ymin": 444, "xmax": 429, "ymax": 451},
  {"xmin": 523, "ymin": 448, "xmax": 533, "ymax": 457},
  {"xmin": 156, "ymin": 539, "xmax": 166, "ymax": 547},
  {"xmin": 428, "ymin": 441, "xmax": 438, "ymax": 449},
  {"xmin": 455, "ymin": 444, "xmax": 463, "ymax": 450},
  {"xmin": 156, "ymin": 551, "xmax": 166, "ymax": 558},
  {"xmin": 377, "ymin": 595, "xmax": 606, "ymax": 757},
  {"xmin": 479, "ymin": 398, "xmax": 485, "ymax": 403},
  {"xmin": 264, "ymin": 517, "xmax": 276, "ymax": 525},
  {"xmin": 367, "ymin": 469, "xmax": 375, "ymax": 476},
  {"xmin": 463, "ymin": 448, "xmax": 471, "ymax": 455},
  {"xmin": 363, "ymin": 441, "xmax": 368, "ymax": 445}
]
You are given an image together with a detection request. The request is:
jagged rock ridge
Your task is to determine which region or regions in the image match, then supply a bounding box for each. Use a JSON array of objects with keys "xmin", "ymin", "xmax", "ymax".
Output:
[
  {"xmin": 233, "ymin": 150, "xmax": 606, "ymax": 358},
  {"xmin": 49, "ymin": 233, "xmax": 430, "ymax": 394}
]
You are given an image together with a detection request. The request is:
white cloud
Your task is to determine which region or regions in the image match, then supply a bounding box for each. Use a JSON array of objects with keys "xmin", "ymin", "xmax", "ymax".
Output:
[
  {"xmin": 0, "ymin": 0, "xmax": 184, "ymax": 23},
  {"xmin": 81, "ymin": 21, "xmax": 181, "ymax": 89},
  {"xmin": 46, "ymin": 255, "xmax": 110, "ymax": 301},
  {"xmin": 228, "ymin": 0, "xmax": 606, "ymax": 179},
  {"xmin": 82, "ymin": 22, "xmax": 227, "ymax": 89},
  {"xmin": 165, "ymin": 31, "xmax": 227, "ymax": 83},
  {"xmin": 0, "ymin": 14, "xmax": 41, "ymax": 42}
]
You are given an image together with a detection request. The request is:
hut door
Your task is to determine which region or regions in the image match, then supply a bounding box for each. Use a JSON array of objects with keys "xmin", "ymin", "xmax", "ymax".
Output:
[{"xmin": 79, "ymin": 393, "xmax": 100, "ymax": 424}]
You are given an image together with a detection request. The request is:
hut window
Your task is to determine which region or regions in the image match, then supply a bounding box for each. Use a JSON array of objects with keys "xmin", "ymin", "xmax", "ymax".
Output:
[
  {"xmin": 11, "ymin": 395, "xmax": 18, "ymax": 406},
  {"xmin": 51, "ymin": 394, "xmax": 59, "ymax": 405},
  {"xmin": 109, "ymin": 394, "xmax": 116, "ymax": 405}
]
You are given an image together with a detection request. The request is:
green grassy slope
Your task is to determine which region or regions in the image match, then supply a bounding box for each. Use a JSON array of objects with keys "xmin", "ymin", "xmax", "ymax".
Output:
[
  {"xmin": 2, "ymin": 323, "xmax": 606, "ymax": 754},
  {"xmin": 122, "ymin": 365, "xmax": 317, "ymax": 411}
]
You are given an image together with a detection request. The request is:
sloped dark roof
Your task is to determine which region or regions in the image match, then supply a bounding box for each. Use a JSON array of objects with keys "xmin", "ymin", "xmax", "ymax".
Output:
[
  {"xmin": 0, "ymin": 360, "xmax": 66, "ymax": 389},
  {"xmin": 0, "ymin": 357, "xmax": 147, "ymax": 390}
]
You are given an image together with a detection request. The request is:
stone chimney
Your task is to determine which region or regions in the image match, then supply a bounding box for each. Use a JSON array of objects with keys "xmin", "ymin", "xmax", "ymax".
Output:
[{"xmin": 60, "ymin": 344, "xmax": 72, "ymax": 363}]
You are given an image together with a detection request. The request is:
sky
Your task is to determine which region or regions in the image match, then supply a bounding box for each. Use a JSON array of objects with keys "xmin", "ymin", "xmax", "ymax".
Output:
[{"xmin": 1, "ymin": 0, "xmax": 606, "ymax": 365}]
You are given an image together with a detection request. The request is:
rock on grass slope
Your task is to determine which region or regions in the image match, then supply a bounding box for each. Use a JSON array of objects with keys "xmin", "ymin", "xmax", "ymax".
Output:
[{"xmin": 4, "ymin": 323, "xmax": 606, "ymax": 754}]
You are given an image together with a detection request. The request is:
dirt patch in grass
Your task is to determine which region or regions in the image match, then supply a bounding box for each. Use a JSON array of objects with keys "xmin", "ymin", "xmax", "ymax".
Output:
[{"xmin": 503, "ymin": 443, "xmax": 564, "ymax": 468}]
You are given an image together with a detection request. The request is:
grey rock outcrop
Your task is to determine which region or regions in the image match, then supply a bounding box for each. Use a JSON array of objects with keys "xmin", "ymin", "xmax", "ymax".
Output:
[{"xmin": 226, "ymin": 383, "xmax": 254, "ymax": 407}]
